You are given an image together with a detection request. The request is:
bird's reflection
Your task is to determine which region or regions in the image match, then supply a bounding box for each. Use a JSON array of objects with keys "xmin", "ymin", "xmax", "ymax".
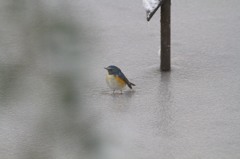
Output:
[{"xmin": 107, "ymin": 90, "xmax": 135, "ymax": 111}]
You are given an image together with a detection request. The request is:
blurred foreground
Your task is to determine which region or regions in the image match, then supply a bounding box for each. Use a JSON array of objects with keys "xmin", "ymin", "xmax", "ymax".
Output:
[{"xmin": 0, "ymin": 0, "xmax": 98, "ymax": 158}]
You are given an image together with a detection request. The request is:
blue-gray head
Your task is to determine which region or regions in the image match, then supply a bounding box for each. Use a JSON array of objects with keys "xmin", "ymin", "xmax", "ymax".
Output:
[{"xmin": 104, "ymin": 65, "xmax": 121, "ymax": 75}]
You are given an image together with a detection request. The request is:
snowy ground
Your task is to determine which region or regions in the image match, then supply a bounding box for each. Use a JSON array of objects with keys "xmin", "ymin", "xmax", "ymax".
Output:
[{"xmin": 1, "ymin": 0, "xmax": 240, "ymax": 159}]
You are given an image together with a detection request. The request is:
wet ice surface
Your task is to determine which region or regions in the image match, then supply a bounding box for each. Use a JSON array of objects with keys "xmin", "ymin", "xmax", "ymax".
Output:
[
  {"xmin": 83, "ymin": 0, "xmax": 240, "ymax": 158},
  {"xmin": 1, "ymin": 0, "xmax": 240, "ymax": 159}
]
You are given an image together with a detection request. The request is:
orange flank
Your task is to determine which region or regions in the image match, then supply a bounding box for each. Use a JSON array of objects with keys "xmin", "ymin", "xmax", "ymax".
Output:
[{"xmin": 115, "ymin": 76, "xmax": 126, "ymax": 88}]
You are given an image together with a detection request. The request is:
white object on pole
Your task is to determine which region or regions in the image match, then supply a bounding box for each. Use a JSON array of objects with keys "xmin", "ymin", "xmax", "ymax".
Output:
[{"xmin": 142, "ymin": 0, "xmax": 163, "ymax": 20}]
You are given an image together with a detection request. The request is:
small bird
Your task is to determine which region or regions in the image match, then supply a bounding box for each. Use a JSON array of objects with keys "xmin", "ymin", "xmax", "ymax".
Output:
[{"xmin": 105, "ymin": 65, "xmax": 135, "ymax": 93}]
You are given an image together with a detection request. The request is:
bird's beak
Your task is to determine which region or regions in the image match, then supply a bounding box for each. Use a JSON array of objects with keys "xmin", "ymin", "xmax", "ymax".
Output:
[{"xmin": 104, "ymin": 67, "xmax": 108, "ymax": 70}]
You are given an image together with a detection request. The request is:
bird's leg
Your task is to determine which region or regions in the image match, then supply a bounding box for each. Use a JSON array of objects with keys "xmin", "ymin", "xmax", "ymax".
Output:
[
  {"xmin": 120, "ymin": 90, "xmax": 122, "ymax": 94},
  {"xmin": 113, "ymin": 90, "xmax": 115, "ymax": 94}
]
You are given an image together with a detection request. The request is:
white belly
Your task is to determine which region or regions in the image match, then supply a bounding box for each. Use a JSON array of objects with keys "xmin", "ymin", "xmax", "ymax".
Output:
[{"xmin": 106, "ymin": 74, "xmax": 126, "ymax": 90}]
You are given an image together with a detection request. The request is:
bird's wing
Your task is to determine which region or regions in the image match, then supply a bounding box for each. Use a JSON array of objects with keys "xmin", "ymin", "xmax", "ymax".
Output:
[
  {"xmin": 117, "ymin": 71, "xmax": 130, "ymax": 85},
  {"xmin": 117, "ymin": 71, "xmax": 136, "ymax": 89}
]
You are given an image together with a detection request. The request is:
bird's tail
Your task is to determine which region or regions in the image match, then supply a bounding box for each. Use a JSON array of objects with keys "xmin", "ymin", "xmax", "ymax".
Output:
[{"xmin": 127, "ymin": 82, "xmax": 136, "ymax": 89}]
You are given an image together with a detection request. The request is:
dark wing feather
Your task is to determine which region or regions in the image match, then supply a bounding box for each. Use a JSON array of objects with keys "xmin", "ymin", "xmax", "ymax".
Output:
[{"xmin": 118, "ymin": 71, "xmax": 135, "ymax": 89}]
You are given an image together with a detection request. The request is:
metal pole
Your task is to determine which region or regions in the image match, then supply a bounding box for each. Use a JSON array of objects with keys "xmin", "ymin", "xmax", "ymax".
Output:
[{"xmin": 161, "ymin": 0, "xmax": 171, "ymax": 71}]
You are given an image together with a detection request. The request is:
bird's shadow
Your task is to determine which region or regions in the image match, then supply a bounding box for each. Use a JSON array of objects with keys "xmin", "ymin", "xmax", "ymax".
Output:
[
  {"xmin": 101, "ymin": 89, "xmax": 135, "ymax": 98},
  {"xmin": 112, "ymin": 90, "xmax": 135, "ymax": 97}
]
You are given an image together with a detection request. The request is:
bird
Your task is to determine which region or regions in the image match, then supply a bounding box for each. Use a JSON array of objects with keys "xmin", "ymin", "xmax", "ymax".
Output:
[{"xmin": 105, "ymin": 65, "xmax": 135, "ymax": 94}]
